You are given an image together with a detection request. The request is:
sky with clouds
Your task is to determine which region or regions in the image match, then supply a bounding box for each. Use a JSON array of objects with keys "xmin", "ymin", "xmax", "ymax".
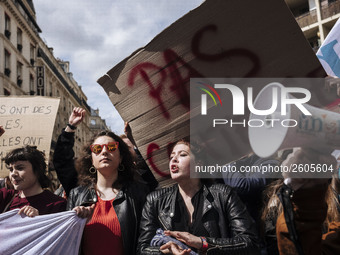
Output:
[{"xmin": 33, "ymin": 0, "xmax": 203, "ymax": 134}]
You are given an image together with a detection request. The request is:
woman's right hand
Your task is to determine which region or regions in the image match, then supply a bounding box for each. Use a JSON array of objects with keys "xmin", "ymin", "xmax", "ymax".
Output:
[
  {"xmin": 18, "ymin": 205, "xmax": 39, "ymax": 217},
  {"xmin": 160, "ymin": 241, "xmax": 192, "ymax": 255},
  {"xmin": 69, "ymin": 107, "xmax": 86, "ymax": 126},
  {"xmin": 164, "ymin": 230, "xmax": 202, "ymax": 250},
  {"xmin": 282, "ymin": 148, "xmax": 337, "ymax": 190},
  {"xmin": 73, "ymin": 204, "xmax": 95, "ymax": 222}
]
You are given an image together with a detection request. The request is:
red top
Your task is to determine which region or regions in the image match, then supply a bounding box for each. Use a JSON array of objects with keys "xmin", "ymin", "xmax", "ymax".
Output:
[
  {"xmin": 82, "ymin": 196, "xmax": 123, "ymax": 255},
  {"xmin": 0, "ymin": 188, "xmax": 66, "ymax": 214}
]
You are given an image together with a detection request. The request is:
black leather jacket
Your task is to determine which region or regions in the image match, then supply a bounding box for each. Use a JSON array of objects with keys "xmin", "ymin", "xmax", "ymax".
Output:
[
  {"xmin": 68, "ymin": 182, "xmax": 148, "ymax": 255},
  {"xmin": 138, "ymin": 184, "xmax": 260, "ymax": 255},
  {"xmin": 54, "ymin": 129, "xmax": 153, "ymax": 254}
]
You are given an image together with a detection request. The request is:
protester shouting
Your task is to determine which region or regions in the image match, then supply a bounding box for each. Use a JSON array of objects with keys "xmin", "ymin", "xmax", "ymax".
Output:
[
  {"xmin": 0, "ymin": 146, "xmax": 66, "ymax": 216},
  {"xmin": 138, "ymin": 138, "xmax": 260, "ymax": 255}
]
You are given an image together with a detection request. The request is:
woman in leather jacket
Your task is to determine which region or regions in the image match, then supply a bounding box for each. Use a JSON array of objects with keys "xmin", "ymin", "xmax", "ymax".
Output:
[
  {"xmin": 64, "ymin": 108, "xmax": 148, "ymax": 255},
  {"xmin": 137, "ymin": 139, "xmax": 260, "ymax": 255}
]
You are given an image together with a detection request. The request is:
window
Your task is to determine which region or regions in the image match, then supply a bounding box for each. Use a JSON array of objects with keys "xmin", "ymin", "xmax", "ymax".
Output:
[
  {"xmin": 30, "ymin": 44, "xmax": 35, "ymax": 66},
  {"xmin": 49, "ymin": 82, "xmax": 53, "ymax": 96},
  {"xmin": 4, "ymin": 88, "xmax": 11, "ymax": 96},
  {"xmin": 5, "ymin": 14, "xmax": 11, "ymax": 39},
  {"xmin": 57, "ymin": 114, "xmax": 60, "ymax": 129},
  {"xmin": 17, "ymin": 28, "xmax": 23, "ymax": 52},
  {"xmin": 63, "ymin": 96, "xmax": 66, "ymax": 111},
  {"xmin": 17, "ymin": 62, "xmax": 23, "ymax": 87},
  {"xmin": 29, "ymin": 74, "xmax": 34, "ymax": 94},
  {"xmin": 4, "ymin": 49, "xmax": 11, "ymax": 77}
]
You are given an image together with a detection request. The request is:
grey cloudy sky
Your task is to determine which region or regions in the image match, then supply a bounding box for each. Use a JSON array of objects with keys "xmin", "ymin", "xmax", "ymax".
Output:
[{"xmin": 34, "ymin": 0, "xmax": 203, "ymax": 133}]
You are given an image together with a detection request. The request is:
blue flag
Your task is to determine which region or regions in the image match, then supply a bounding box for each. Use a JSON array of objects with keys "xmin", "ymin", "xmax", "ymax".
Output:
[{"xmin": 317, "ymin": 18, "xmax": 340, "ymax": 77}]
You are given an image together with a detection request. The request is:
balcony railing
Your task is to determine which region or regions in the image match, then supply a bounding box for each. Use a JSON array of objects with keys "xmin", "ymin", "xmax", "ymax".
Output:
[
  {"xmin": 296, "ymin": 9, "xmax": 317, "ymax": 28},
  {"xmin": 321, "ymin": 0, "xmax": 340, "ymax": 19}
]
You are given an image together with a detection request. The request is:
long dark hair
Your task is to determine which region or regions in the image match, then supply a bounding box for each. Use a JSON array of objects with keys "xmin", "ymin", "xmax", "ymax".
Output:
[
  {"xmin": 4, "ymin": 146, "xmax": 51, "ymax": 189},
  {"xmin": 77, "ymin": 130, "xmax": 134, "ymax": 188}
]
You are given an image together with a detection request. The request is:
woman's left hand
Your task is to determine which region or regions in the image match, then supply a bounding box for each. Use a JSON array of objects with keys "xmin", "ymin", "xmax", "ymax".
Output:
[
  {"xmin": 18, "ymin": 205, "xmax": 39, "ymax": 217},
  {"xmin": 73, "ymin": 204, "xmax": 95, "ymax": 222},
  {"xmin": 164, "ymin": 230, "xmax": 202, "ymax": 250},
  {"xmin": 160, "ymin": 241, "xmax": 192, "ymax": 255}
]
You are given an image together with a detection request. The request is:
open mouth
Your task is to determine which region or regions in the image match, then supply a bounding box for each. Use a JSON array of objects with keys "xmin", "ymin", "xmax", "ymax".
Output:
[
  {"xmin": 12, "ymin": 179, "xmax": 21, "ymax": 185},
  {"xmin": 171, "ymin": 165, "xmax": 179, "ymax": 173}
]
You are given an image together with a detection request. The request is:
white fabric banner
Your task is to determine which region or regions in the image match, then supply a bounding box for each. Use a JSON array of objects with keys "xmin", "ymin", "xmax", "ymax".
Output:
[
  {"xmin": 0, "ymin": 209, "xmax": 86, "ymax": 255},
  {"xmin": 317, "ymin": 18, "xmax": 340, "ymax": 77}
]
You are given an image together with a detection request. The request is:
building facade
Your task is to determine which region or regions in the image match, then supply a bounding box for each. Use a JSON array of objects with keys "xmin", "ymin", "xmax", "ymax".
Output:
[
  {"xmin": 287, "ymin": 0, "xmax": 340, "ymax": 52},
  {"xmin": 90, "ymin": 108, "xmax": 110, "ymax": 133},
  {"xmin": 0, "ymin": 0, "xmax": 108, "ymax": 162}
]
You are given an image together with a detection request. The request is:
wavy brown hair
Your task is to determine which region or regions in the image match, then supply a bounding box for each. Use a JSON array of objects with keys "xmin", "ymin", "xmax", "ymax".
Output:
[{"xmin": 76, "ymin": 130, "xmax": 135, "ymax": 188}]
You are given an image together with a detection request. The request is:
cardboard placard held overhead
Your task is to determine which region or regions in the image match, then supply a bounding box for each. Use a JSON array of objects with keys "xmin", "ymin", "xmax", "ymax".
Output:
[
  {"xmin": 98, "ymin": 0, "xmax": 334, "ymax": 186},
  {"xmin": 0, "ymin": 97, "xmax": 60, "ymax": 178}
]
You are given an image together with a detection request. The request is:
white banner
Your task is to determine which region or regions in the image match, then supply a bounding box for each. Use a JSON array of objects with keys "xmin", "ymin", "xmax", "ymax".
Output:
[{"xmin": 0, "ymin": 209, "xmax": 86, "ymax": 255}]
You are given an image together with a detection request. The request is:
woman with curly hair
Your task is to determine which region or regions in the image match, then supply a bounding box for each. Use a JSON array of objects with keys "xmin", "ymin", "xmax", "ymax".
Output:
[
  {"xmin": 53, "ymin": 108, "xmax": 153, "ymax": 254},
  {"xmin": 66, "ymin": 129, "xmax": 148, "ymax": 255}
]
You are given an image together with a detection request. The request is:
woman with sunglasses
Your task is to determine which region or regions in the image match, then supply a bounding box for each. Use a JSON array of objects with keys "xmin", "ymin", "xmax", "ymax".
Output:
[
  {"xmin": 53, "ymin": 108, "xmax": 157, "ymax": 197},
  {"xmin": 56, "ymin": 108, "xmax": 148, "ymax": 255},
  {"xmin": 137, "ymin": 139, "xmax": 260, "ymax": 255}
]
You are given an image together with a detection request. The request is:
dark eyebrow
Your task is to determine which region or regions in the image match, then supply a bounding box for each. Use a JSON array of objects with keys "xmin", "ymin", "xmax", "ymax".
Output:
[{"xmin": 10, "ymin": 162, "xmax": 25, "ymax": 168}]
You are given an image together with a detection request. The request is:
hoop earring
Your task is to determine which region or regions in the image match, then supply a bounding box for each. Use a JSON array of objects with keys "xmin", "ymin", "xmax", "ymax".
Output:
[
  {"xmin": 89, "ymin": 166, "xmax": 97, "ymax": 174},
  {"xmin": 118, "ymin": 164, "xmax": 125, "ymax": 172}
]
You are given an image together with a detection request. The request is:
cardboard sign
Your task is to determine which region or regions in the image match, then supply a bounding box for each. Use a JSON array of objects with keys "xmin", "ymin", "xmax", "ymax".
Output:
[
  {"xmin": 98, "ymin": 0, "xmax": 335, "ymax": 186},
  {"xmin": 0, "ymin": 97, "xmax": 60, "ymax": 178}
]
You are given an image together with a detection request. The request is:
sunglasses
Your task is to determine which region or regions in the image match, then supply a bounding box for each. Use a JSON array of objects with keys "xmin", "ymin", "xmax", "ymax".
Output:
[{"xmin": 90, "ymin": 142, "xmax": 119, "ymax": 154}]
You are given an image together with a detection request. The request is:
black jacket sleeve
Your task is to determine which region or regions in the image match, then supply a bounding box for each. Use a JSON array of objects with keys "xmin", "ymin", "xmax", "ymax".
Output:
[
  {"xmin": 53, "ymin": 129, "xmax": 78, "ymax": 196},
  {"xmin": 137, "ymin": 192, "xmax": 162, "ymax": 255},
  {"xmin": 134, "ymin": 148, "xmax": 158, "ymax": 192},
  {"xmin": 204, "ymin": 188, "xmax": 260, "ymax": 255}
]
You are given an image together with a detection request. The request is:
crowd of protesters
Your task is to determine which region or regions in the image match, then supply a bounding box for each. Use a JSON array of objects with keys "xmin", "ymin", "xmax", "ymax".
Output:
[{"xmin": 0, "ymin": 107, "xmax": 338, "ymax": 255}]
